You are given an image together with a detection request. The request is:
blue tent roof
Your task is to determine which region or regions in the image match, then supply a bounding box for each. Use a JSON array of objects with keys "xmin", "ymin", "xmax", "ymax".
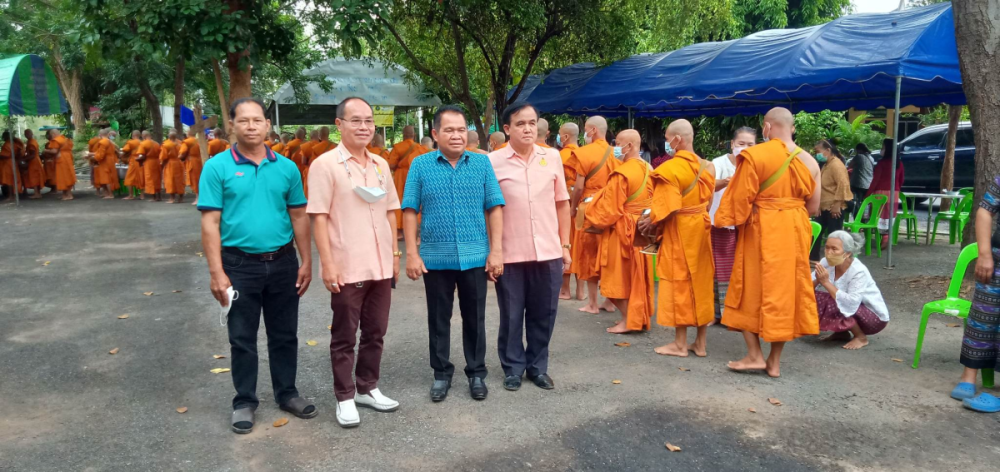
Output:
[{"xmin": 516, "ymin": 3, "xmax": 962, "ymax": 117}]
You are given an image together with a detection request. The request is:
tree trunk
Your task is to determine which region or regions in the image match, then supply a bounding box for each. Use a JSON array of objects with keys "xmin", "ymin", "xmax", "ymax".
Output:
[
  {"xmin": 954, "ymin": 0, "xmax": 1000, "ymax": 245},
  {"xmin": 134, "ymin": 57, "xmax": 163, "ymax": 141},
  {"xmin": 173, "ymin": 55, "xmax": 185, "ymax": 134},
  {"xmin": 940, "ymin": 104, "xmax": 961, "ymax": 208},
  {"xmin": 48, "ymin": 47, "xmax": 86, "ymax": 140},
  {"xmin": 211, "ymin": 59, "xmax": 230, "ymax": 136},
  {"xmin": 226, "ymin": 51, "xmax": 252, "ymax": 105}
]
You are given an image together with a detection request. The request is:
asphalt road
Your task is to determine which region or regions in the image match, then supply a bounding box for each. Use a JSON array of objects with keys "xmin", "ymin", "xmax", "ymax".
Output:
[{"xmin": 1, "ymin": 190, "xmax": 998, "ymax": 472}]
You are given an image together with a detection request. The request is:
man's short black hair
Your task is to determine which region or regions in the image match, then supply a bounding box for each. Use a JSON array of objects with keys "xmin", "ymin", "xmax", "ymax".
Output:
[
  {"xmin": 337, "ymin": 97, "xmax": 372, "ymax": 119},
  {"xmin": 501, "ymin": 103, "xmax": 537, "ymax": 126},
  {"xmin": 229, "ymin": 97, "xmax": 267, "ymax": 120},
  {"xmin": 433, "ymin": 105, "xmax": 467, "ymax": 130}
]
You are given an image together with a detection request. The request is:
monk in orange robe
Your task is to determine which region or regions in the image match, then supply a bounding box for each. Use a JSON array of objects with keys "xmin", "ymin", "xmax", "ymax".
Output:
[
  {"xmin": 568, "ymin": 116, "xmax": 621, "ymax": 314},
  {"xmin": 302, "ymin": 126, "xmax": 337, "ymax": 198},
  {"xmin": 207, "ymin": 128, "xmax": 229, "ymax": 156},
  {"xmin": 179, "ymin": 129, "xmax": 201, "ymax": 205},
  {"xmin": 42, "ymin": 129, "xmax": 76, "ymax": 200},
  {"xmin": 264, "ymin": 131, "xmax": 279, "ymax": 148},
  {"xmin": 120, "ymin": 130, "xmax": 145, "ymax": 200},
  {"xmin": 285, "ymin": 128, "xmax": 306, "ymax": 176},
  {"xmin": 368, "ymin": 134, "xmax": 393, "ymax": 159},
  {"xmin": 489, "ymin": 131, "xmax": 507, "ymax": 152},
  {"xmin": 89, "ymin": 129, "xmax": 118, "ymax": 199},
  {"xmin": 715, "ymin": 107, "xmax": 822, "ymax": 378},
  {"xmin": 641, "ymin": 120, "xmax": 716, "ymax": 356},
  {"xmin": 1, "ymin": 131, "xmax": 24, "ymax": 202},
  {"xmin": 42, "ymin": 131, "xmax": 57, "ymax": 191},
  {"xmin": 271, "ymin": 133, "xmax": 288, "ymax": 156},
  {"xmin": 535, "ymin": 118, "xmax": 552, "ymax": 148},
  {"xmin": 87, "ymin": 134, "xmax": 103, "ymax": 196},
  {"xmin": 464, "ymin": 131, "xmax": 487, "ymax": 154},
  {"xmin": 19, "ymin": 130, "xmax": 45, "ymax": 199},
  {"xmin": 138, "ymin": 131, "xmax": 163, "ymax": 201},
  {"xmin": 160, "ymin": 130, "xmax": 186, "ymax": 203},
  {"xmin": 584, "ymin": 130, "xmax": 654, "ymax": 334},
  {"xmin": 387, "ymin": 125, "xmax": 429, "ymax": 233},
  {"xmin": 558, "ymin": 122, "xmax": 585, "ymax": 300}
]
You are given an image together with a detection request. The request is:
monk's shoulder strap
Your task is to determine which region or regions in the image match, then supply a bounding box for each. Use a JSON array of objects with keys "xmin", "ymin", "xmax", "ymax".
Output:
[
  {"xmin": 585, "ymin": 144, "xmax": 613, "ymax": 180},
  {"xmin": 625, "ymin": 161, "xmax": 652, "ymax": 203},
  {"xmin": 760, "ymin": 146, "xmax": 803, "ymax": 192},
  {"xmin": 681, "ymin": 159, "xmax": 709, "ymax": 197},
  {"xmin": 397, "ymin": 142, "xmax": 414, "ymax": 159}
]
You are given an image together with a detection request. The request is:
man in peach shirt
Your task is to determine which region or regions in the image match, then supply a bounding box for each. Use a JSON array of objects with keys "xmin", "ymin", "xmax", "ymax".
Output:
[
  {"xmin": 488, "ymin": 103, "xmax": 572, "ymax": 391},
  {"xmin": 307, "ymin": 97, "xmax": 401, "ymax": 428}
]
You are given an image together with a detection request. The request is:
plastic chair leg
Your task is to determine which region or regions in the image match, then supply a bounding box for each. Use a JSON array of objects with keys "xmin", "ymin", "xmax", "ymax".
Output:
[
  {"xmin": 892, "ymin": 219, "xmax": 900, "ymax": 245},
  {"xmin": 912, "ymin": 307, "xmax": 933, "ymax": 369},
  {"xmin": 983, "ymin": 368, "xmax": 995, "ymax": 389},
  {"xmin": 931, "ymin": 218, "xmax": 940, "ymax": 245},
  {"xmin": 865, "ymin": 229, "xmax": 874, "ymax": 256}
]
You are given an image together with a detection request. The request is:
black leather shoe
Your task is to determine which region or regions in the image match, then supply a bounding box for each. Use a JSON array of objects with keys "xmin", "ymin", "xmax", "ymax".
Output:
[
  {"xmin": 528, "ymin": 373, "xmax": 555, "ymax": 390},
  {"xmin": 469, "ymin": 377, "xmax": 488, "ymax": 400},
  {"xmin": 430, "ymin": 379, "xmax": 451, "ymax": 402},
  {"xmin": 503, "ymin": 375, "xmax": 522, "ymax": 391}
]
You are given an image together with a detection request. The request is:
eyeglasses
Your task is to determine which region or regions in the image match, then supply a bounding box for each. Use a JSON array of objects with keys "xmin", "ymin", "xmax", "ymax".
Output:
[{"xmin": 345, "ymin": 119, "xmax": 375, "ymax": 128}]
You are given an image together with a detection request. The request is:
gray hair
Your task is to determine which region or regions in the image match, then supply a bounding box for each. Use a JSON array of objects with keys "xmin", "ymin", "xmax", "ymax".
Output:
[{"xmin": 827, "ymin": 230, "xmax": 865, "ymax": 255}]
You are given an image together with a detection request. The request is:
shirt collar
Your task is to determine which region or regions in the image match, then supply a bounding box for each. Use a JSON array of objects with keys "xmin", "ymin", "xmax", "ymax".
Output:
[
  {"xmin": 499, "ymin": 142, "xmax": 542, "ymax": 163},
  {"xmin": 336, "ymin": 146, "xmax": 374, "ymax": 164},
  {"xmin": 435, "ymin": 149, "xmax": 469, "ymax": 164},
  {"xmin": 231, "ymin": 143, "xmax": 277, "ymax": 165}
]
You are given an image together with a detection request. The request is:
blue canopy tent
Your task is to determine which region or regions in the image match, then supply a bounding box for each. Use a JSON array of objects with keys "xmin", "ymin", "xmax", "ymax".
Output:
[{"xmin": 514, "ymin": 3, "xmax": 963, "ymax": 266}]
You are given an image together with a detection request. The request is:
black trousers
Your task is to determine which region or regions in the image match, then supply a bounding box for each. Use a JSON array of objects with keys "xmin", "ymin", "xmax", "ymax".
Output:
[
  {"xmin": 423, "ymin": 268, "xmax": 488, "ymax": 381},
  {"xmin": 223, "ymin": 249, "xmax": 301, "ymax": 410},
  {"xmin": 495, "ymin": 259, "xmax": 563, "ymax": 378},
  {"xmin": 810, "ymin": 210, "xmax": 844, "ymax": 261},
  {"xmin": 850, "ymin": 186, "xmax": 868, "ymax": 219}
]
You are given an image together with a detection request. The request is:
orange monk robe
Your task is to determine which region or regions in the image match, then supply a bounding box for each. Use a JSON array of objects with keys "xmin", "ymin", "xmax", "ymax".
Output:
[
  {"xmin": 301, "ymin": 140, "xmax": 336, "ymax": 198},
  {"xmin": 0, "ymin": 139, "xmax": 23, "ymax": 187},
  {"xmin": 20, "ymin": 138, "xmax": 45, "ymax": 189},
  {"xmin": 285, "ymin": 138, "xmax": 305, "ymax": 175},
  {"xmin": 43, "ymin": 142, "xmax": 57, "ymax": 187},
  {"xmin": 180, "ymin": 137, "xmax": 202, "ymax": 193},
  {"xmin": 560, "ymin": 143, "xmax": 580, "ymax": 275},
  {"xmin": 715, "ymin": 140, "xmax": 819, "ymax": 342},
  {"xmin": 537, "ymin": 142, "xmax": 552, "ymax": 149},
  {"xmin": 139, "ymin": 139, "xmax": 162, "ymax": 195},
  {"xmin": 649, "ymin": 150, "xmax": 716, "ymax": 328},
  {"xmin": 387, "ymin": 139, "xmax": 429, "ymax": 225},
  {"xmin": 50, "ymin": 136, "xmax": 76, "ymax": 191},
  {"xmin": 207, "ymin": 139, "xmax": 228, "ymax": 157},
  {"xmin": 495, "ymin": 142, "xmax": 508, "ymax": 150},
  {"xmin": 566, "ymin": 139, "xmax": 620, "ymax": 280},
  {"xmin": 160, "ymin": 140, "xmax": 185, "ymax": 195},
  {"xmin": 95, "ymin": 138, "xmax": 120, "ymax": 191},
  {"xmin": 271, "ymin": 141, "xmax": 286, "ymax": 157},
  {"xmin": 368, "ymin": 144, "xmax": 391, "ymax": 159},
  {"xmin": 264, "ymin": 140, "xmax": 273, "ymax": 148},
  {"xmin": 584, "ymin": 158, "xmax": 655, "ymax": 331},
  {"xmin": 121, "ymin": 138, "xmax": 144, "ymax": 189}
]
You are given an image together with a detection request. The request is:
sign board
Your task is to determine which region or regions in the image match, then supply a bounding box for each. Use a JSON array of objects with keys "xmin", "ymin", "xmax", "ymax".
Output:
[{"xmin": 374, "ymin": 105, "xmax": 394, "ymax": 127}]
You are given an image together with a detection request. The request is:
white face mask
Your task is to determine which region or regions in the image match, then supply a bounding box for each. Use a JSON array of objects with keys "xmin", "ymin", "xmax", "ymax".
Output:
[
  {"xmin": 354, "ymin": 185, "xmax": 387, "ymax": 203},
  {"xmin": 584, "ymin": 132, "xmax": 593, "ymax": 144},
  {"xmin": 732, "ymin": 146, "xmax": 746, "ymax": 157},
  {"xmin": 761, "ymin": 124, "xmax": 771, "ymax": 142}
]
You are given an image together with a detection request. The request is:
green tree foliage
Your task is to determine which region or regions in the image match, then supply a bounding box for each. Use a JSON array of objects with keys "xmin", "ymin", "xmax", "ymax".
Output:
[{"xmin": 794, "ymin": 110, "xmax": 885, "ymax": 154}]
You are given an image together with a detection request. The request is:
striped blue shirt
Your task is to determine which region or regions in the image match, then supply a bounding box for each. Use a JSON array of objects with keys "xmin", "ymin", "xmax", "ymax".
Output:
[{"xmin": 401, "ymin": 150, "xmax": 505, "ymax": 270}]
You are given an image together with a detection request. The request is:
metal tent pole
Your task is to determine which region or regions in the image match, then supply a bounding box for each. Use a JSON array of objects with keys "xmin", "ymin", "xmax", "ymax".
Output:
[
  {"xmin": 886, "ymin": 76, "xmax": 901, "ymax": 269},
  {"xmin": 628, "ymin": 108, "xmax": 634, "ymax": 128},
  {"xmin": 274, "ymin": 101, "xmax": 280, "ymax": 131}
]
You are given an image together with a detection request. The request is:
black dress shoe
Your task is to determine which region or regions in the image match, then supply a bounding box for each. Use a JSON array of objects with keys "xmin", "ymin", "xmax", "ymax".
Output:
[
  {"xmin": 430, "ymin": 379, "xmax": 451, "ymax": 402},
  {"xmin": 469, "ymin": 377, "xmax": 488, "ymax": 400},
  {"xmin": 503, "ymin": 375, "xmax": 522, "ymax": 391},
  {"xmin": 528, "ymin": 373, "xmax": 555, "ymax": 390}
]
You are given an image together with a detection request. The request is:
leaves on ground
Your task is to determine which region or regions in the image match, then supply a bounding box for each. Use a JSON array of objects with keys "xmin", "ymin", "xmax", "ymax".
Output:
[
  {"xmin": 176, "ymin": 407, "xmax": 188, "ymax": 414},
  {"xmin": 306, "ymin": 340, "xmax": 318, "ymax": 346},
  {"xmin": 945, "ymin": 323, "xmax": 962, "ymax": 328},
  {"xmin": 210, "ymin": 368, "xmax": 230, "ymax": 374},
  {"xmin": 768, "ymin": 397, "xmax": 782, "ymax": 406},
  {"xmin": 118, "ymin": 314, "xmax": 129, "ymax": 319},
  {"xmin": 327, "ymin": 325, "xmax": 332, "ymax": 330},
  {"xmin": 109, "ymin": 348, "xmax": 119, "ymax": 355},
  {"xmin": 678, "ymin": 367, "xmax": 690, "ymax": 372},
  {"xmin": 273, "ymin": 417, "xmax": 289, "ymax": 427},
  {"xmin": 614, "ymin": 342, "xmax": 631, "ymax": 347},
  {"xmin": 891, "ymin": 358, "xmax": 903, "ymax": 363},
  {"xmin": 195, "ymin": 252, "xmax": 204, "ymax": 257},
  {"xmin": 172, "ymin": 290, "xmax": 182, "ymax": 293},
  {"xmin": 612, "ymin": 380, "xmax": 622, "ymax": 385},
  {"xmin": 143, "ymin": 292, "xmax": 154, "ymax": 296},
  {"xmin": 665, "ymin": 442, "xmax": 682, "ymax": 452},
  {"xmin": 747, "ymin": 408, "xmax": 757, "ymax": 413},
  {"xmin": 213, "ymin": 354, "xmax": 226, "ymax": 359},
  {"xmin": 43, "ymin": 261, "xmax": 51, "ymax": 266}
]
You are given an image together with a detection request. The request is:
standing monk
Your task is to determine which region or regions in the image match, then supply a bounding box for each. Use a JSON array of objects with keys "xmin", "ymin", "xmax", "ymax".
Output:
[
  {"xmin": 42, "ymin": 130, "xmax": 57, "ymax": 192},
  {"xmin": 1, "ymin": 131, "xmax": 24, "ymax": 202},
  {"xmin": 584, "ymin": 129, "xmax": 654, "ymax": 334},
  {"xmin": 303, "ymin": 126, "xmax": 337, "ymax": 198},
  {"xmin": 644, "ymin": 120, "xmax": 716, "ymax": 356},
  {"xmin": 286, "ymin": 128, "xmax": 307, "ymax": 177},
  {"xmin": 138, "ymin": 131, "xmax": 163, "ymax": 202},
  {"xmin": 466, "ymin": 131, "xmax": 487, "ymax": 154},
  {"xmin": 715, "ymin": 107, "xmax": 821, "ymax": 378},
  {"xmin": 264, "ymin": 131, "xmax": 278, "ymax": 148},
  {"xmin": 19, "ymin": 130, "xmax": 45, "ymax": 199},
  {"xmin": 271, "ymin": 133, "xmax": 288, "ymax": 156},
  {"xmin": 43, "ymin": 129, "xmax": 76, "ymax": 200},
  {"xmin": 180, "ymin": 129, "xmax": 202, "ymax": 205},
  {"xmin": 489, "ymin": 132, "xmax": 507, "ymax": 151},
  {"xmin": 208, "ymin": 128, "xmax": 229, "ymax": 155},
  {"xmin": 568, "ymin": 116, "xmax": 620, "ymax": 314},
  {"xmin": 120, "ymin": 130, "xmax": 144, "ymax": 200},
  {"xmin": 558, "ymin": 123, "xmax": 584, "ymax": 300},
  {"xmin": 420, "ymin": 136, "xmax": 434, "ymax": 151},
  {"xmin": 161, "ymin": 130, "xmax": 186, "ymax": 204},
  {"xmin": 91, "ymin": 129, "xmax": 119, "ymax": 199},
  {"xmin": 535, "ymin": 118, "xmax": 552, "ymax": 148},
  {"xmin": 368, "ymin": 134, "xmax": 392, "ymax": 159},
  {"xmin": 87, "ymin": 133, "xmax": 102, "ymax": 196},
  {"xmin": 387, "ymin": 125, "xmax": 429, "ymax": 235}
]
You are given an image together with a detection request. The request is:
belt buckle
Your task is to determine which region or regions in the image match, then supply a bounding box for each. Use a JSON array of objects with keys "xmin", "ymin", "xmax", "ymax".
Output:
[{"xmin": 260, "ymin": 252, "xmax": 276, "ymax": 261}]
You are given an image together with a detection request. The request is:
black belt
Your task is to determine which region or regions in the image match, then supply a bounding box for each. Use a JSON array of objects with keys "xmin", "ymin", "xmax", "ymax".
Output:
[{"xmin": 223, "ymin": 241, "xmax": 294, "ymax": 261}]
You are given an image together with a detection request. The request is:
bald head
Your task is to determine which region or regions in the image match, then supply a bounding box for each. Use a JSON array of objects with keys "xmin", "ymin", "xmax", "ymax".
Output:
[
  {"xmin": 763, "ymin": 107, "xmax": 795, "ymax": 141},
  {"xmin": 421, "ymin": 136, "xmax": 434, "ymax": 149},
  {"xmin": 310, "ymin": 129, "xmax": 319, "ymax": 140},
  {"xmin": 269, "ymin": 131, "xmax": 279, "ymax": 141},
  {"xmin": 318, "ymin": 126, "xmax": 330, "ymax": 141},
  {"xmin": 559, "ymin": 122, "xmax": 579, "ymax": 142},
  {"xmin": 536, "ymin": 118, "xmax": 550, "ymax": 145},
  {"xmin": 467, "ymin": 130, "xmax": 480, "ymax": 148},
  {"xmin": 372, "ymin": 134, "xmax": 385, "ymax": 148},
  {"xmin": 99, "ymin": 128, "xmax": 110, "ymax": 137},
  {"xmin": 584, "ymin": 116, "xmax": 608, "ymax": 142},
  {"xmin": 142, "ymin": 130, "xmax": 152, "ymax": 140},
  {"xmin": 615, "ymin": 129, "xmax": 641, "ymax": 158},
  {"xmin": 168, "ymin": 129, "xmax": 178, "ymax": 140},
  {"xmin": 665, "ymin": 119, "xmax": 695, "ymax": 153},
  {"xmin": 489, "ymin": 131, "xmax": 506, "ymax": 150},
  {"xmin": 295, "ymin": 127, "xmax": 306, "ymax": 140},
  {"xmin": 132, "ymin": 130, "xmax": 141, "ymax": 139},
  {"xmin": 403, "ymin": 126, "xmax": 416, "ymax": 140},
  {"xmin": 187, "ymin": 128, "xmax": 196, "ymax": 137}
]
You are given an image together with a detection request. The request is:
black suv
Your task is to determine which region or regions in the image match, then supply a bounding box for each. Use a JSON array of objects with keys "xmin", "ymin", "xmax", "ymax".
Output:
[{"xmin": 873, "ymin": 121, "xmax": 975, "ymax": 191}]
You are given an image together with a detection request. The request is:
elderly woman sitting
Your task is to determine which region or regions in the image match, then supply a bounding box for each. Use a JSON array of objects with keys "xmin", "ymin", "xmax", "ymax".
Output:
[{"xmin": 812, "ymin": 231, "xmax": 890, "ymax": 350}]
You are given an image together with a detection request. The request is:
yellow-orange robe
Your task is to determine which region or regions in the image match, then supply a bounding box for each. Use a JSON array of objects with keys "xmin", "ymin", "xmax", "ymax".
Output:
[
  {"xmin": 567, "ymin": 139, "xmax": 620, "ymax": 280},
  {"xmin": 180, "ymin": 137, "xmax": 202, "ymax": 194},
  {"xmin": 271, "ymin": 141, "xmax": 287, "ymax": 157},
  {"xmin": 560, "ymin": 143, "xmax": 579, "ymax": 275},
  {"xmin": 650, "ymin": 150, "xmax": 716, "ymax": 328},
  {"xmin": 121, "ymin": 138, "xmax": 144, "ymax": 189},
  {"xmin": 94, "ymin": 138, "xmax": 120, "ymax": 191},
  {"xmin": 715, "ymin": 140, "xmax": 819, "ymax": 342},
  {"xmin": 20, "ymin": 138, "xmax": 45, "ymax": 189},
  {"xmin": 584, "ymin": 158, "xmax": 655, "ymax": 331},
  {"xmin": 160, "ymin": 139, "xmax": 185, "ymax": 195},
  {"xmin": 43, "ymin": 142, "xmax": 57, "ymax": 187},
  {"xmin": 302, "ymin": 140, "xmax": 336, "ymax": 198},
  {"xmin": 368, "ymin": 145, "xmax": 392, "ymax": 159},
  {"xmin": 0, "ymin": 139, "xmax": 23, "ymax": 187},
  {"xmin": 387, "ymin": 139, "xmax": 429, "ymax": 225},
  {"xmin": 140, "ymin": 139, "xmax": 162, "ymax": 195},
  {"xmin": 207, "ymin": 138, "xmax": 228, "ymax": 157},
  {"xmin": 286, "ymin": 138, "xmax": 305, "ymax": 175},
  {"xmin": 49, "ymin": 136, "xmax": 76, "ymax": 191}
]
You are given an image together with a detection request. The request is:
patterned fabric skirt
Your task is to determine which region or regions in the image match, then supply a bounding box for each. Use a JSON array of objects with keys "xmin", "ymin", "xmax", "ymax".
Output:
[
  {"xmin": 711, "ymin": 227, "xmax": 737, "ymax": 283},
  {"xmin": 961, "ymin": 248, "xmax": 1000, "ymax": 369},
  {"xmin": 815, "ymin": 291, "xmax": 888, "ymax": 335}
]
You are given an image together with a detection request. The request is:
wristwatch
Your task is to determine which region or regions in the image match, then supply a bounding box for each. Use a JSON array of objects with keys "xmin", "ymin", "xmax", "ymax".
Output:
[
  {"xmin": 393, "ymin": 251, "xmax": 403, "ymax": 257},
  {"xmin": 562, "ymin": 244, "xmax": 572, "ymax": 249}
]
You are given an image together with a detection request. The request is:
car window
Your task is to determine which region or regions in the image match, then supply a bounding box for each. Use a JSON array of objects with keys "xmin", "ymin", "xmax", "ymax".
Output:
[
  {"xmin": 902, "ymin": 131, "xmax": 944, "ymax": 152},
  {"xmin": 956, "ymin": 129, "xmax": 975, "ymax": 148}
]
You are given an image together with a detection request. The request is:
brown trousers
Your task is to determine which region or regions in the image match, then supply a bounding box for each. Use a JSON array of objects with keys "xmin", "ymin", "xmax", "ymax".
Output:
[{"xmin": 329, "ymin": 278, "xmax": 392, "ymax": 401}]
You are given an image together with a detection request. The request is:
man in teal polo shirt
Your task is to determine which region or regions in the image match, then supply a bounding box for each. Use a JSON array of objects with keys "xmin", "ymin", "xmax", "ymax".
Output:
[{"xmin": 198, "ymin": 97, "xmax": 315, "ymax": 434}]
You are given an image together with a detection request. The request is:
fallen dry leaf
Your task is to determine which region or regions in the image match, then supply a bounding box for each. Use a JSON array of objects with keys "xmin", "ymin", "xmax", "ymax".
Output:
[
  {"xmin": 176, "ymin": 407, "xmax": 188, "ymax": 414},
  {"xmin": 195, "ymin": 252, "xmax": 204, "ymax": 257},
  {"xmin": 43, "ymin": 261, "xmax": 51, "ymax": 266},
  {"xmin": 109, "ymin": 348, "xmax": 119, "ymax": 355},
  {"xmin": 273, "ymin": 417, "xmax": 289, "ymax": 427},
  {"xmin": 768, "ymin": 398, "xmax": 782, "ymax": 406},
  {"xmin": 678, "ymin": 367, "xmax": 690, "ymax": 372},
  {"xmin": 172, "ymin": 290, "xmax": 182, "ymax": 293},
  {"xmin": 614, "ymin": 342, "xmax": 631, "ymax": 347},
  {"xmin": 612, "ymin": 380, "xmax": 622, "ymax": 385},
  {"xmin": 118, "ymin": 314, "xmax": 129, "ymax": 319},
  {"xmin": 327, "ymin": 325, "xmax": 332, "ymax": 330},
  {"xmin": 210, "ymin": 368, "xmax": 231, "ymax": 374},
  {"xmin": 212, "ymin": 354, "xmax": 226, "ymax": 359},
  {"xmin": 945, "ymin": 323, "xmax": 962, "ymax": 328},
  {"xmin": 665, "ymin": 443, "xmax": 682, "ymax": 452},
  {"xmin": 143, "ymin": 292, "xmax": 154, "ymax": 296},
  {"xmin": 891, "ymin": 358, "xmax": 903, "ymax": 363},
  {"xmin": 306, "ymin": 340, "xmax": 318, "ymax": 346},
  {"xmin": 748, "ymin": 408, "xmax": 757, "ymax": 413}
]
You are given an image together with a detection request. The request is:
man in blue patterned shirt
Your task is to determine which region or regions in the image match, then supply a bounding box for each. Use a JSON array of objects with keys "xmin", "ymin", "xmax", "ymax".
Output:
[{"xmin": 402, "ymin": 105, "xmax": 505, "ymax": 402}]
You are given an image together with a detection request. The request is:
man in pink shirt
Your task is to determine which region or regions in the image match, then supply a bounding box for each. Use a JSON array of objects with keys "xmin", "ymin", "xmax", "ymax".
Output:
[
  {"xmin": 489, "ymin": 103, "xmax": 573, "ymax": 391},
  {"xmin": 307, "ymin": 97, "xmax": 402, "ymax": 428}
]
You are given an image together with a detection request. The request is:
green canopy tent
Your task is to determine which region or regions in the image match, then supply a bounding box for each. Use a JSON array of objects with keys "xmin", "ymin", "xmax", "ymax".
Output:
[{"xmin": 0, "ymin": 54, "xmax": 69, "ymax": 206}]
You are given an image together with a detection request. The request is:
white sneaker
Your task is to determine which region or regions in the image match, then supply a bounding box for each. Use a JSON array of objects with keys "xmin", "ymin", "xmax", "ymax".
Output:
[
  {"xmin": 336, "ymin": 400, "xmax": 360, "ymax": 428},
  {"xmin": 355, "ymin": 388, "xmax": 400, "ymax": 412}
]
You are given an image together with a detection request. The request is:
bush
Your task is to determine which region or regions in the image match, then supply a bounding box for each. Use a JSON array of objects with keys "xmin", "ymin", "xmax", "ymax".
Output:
[{"xmin": 794, "ymin": 110, "xmax": 884, "ymax": 156}]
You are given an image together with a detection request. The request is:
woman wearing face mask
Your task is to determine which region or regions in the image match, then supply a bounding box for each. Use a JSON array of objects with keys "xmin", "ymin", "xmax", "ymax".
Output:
[
  {"xmin": 812, "ymin": 231, "xmax": 889, "ymax": 350},
  {"xmin": 811, "ymin": 139, "xmax": 853, "ymax": 261}
]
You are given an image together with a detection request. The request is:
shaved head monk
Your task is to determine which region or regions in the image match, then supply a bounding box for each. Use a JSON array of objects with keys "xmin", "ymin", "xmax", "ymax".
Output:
[
  {"xmin": 584, "ymin": 129, "xmax": 653, "ymax": 334},
  {"xmin": 420, "ymin": 136, "xmax": 434, "ymax": 150},
  {"xmin": 489, "ymin": 131, "xmax": 506, "ymax": 152},
  {"xmin": 91, "ymin": 128, "xmax": 118, "ymax": 199},
  {"xmin": 1, "ymin": 131, "xmax": 24, "ymax": 202},
  {"xmin": 180, "ymin": 128, "xmax": 202, "ymax": 205},
  {"xmin": 466, "ymin": 130, "xmax": 487, "ymax": 154},
  {"xmin": 641, "ymin": 120, "xmax": 716, "ymax": 355},
  {"xmin": 19, "ymin": 129, "xmax": 44, "ymax": 199},
  {"xmin": 160, "ymin": 129, "xmax": 185, "ymax": 204},
  {"xmin": 536, "ymin": 118, "xmax": 551, "ymax": 148},
  {"xmin": 367, "ymin": 133, "xmax": 391, "ymax": 159},
  {"xmin": 286, "ymin": 127, "xmax": 307, "ymax": 177},
  {"xmin": 208, "ymin": 128, "xmax": 228, "ymax": 156},
  {"xmin": 558, "ymin": 122, "xmax": 584, "ymax": 300},
  {"xmin": 138, "ymin": 130, "xmax": 163, "ymax": 201},
  {"xmin": 302, "ymin": 126, "xmax": 336, "ymax": 198},
  {"xmin": 265, "ymin": 131, "xmax": 279, "ymax": 147},
  {"xmin": 43, "ymin": 129, "xmax": 76, "ymax": 200},
  {"xmin": 715, "ymin": 107, "xmax": 821, "ymax": 378},
  {"xmin": 387, "ymin": 125, "xmax": 429, "ymax": 237},
  {"xmin": 121, "ymin": 130, "xmax": 144, "ymax": 200},
  {"xmin": 569, "ymin": 115, "xmax": 620, "ymax": 314}
]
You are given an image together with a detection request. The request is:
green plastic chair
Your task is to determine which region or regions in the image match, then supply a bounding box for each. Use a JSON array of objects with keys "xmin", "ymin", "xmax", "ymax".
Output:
[
  {"xmin": 810, "ymin": 221, "xmax": 822, "ymax": 252},
  {"xmin": 844, "ymin": 194, "xmax": 888, "ymax": 256},
  {"xmin": 932, "ymin": 193, "xmax": 974, "ymax": 245},
  {"xmin": 892, "ymin": 192, "xmax": 918, "ymax": 244},
  {"xmin": 912, "ymin": 242, "xmax": 994, "ymax": 388}
]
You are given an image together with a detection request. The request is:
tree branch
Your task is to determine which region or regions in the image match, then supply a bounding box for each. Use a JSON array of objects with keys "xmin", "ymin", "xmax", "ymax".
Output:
[{"xmin": 376, "ymin": 15, "xmax": 462, "ymax": 100}]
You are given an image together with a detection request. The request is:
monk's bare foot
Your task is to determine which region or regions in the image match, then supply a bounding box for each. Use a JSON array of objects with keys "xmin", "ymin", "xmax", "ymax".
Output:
[
  {"xmin": 559, "ymin": 288, "xmax": 571, "ymax": 300},
  {"xmin": 654, "ymin": 343, "xmax": 688, "ymax": 357},
  {"xmin": 103, "ymin": 195, "xmax": 115, "ymax": 199},
  {"xmin": 606, "ymin": 321, "xmax": 631, "ymax": 334},
  {"xmin": 764, "ymin": 360, "xmax": 781, "ymax": 378},
  {"xmin": 578, "ymin": 304, "xmax": 600, "ymax": 314},
  {"xmin": 122, "ymin": 196, "xmax": 134, "ymax": 200},
  {"xmin": 820, "ymin": 331, "xmax": 852, "ymax": 342},
  {"xmin": 727, "ymin": 357, "xmax": 767, "ymax": 372},
  {"xmin": 600, "ymin": 300, "xmax": 617, "ymax": 312},
  {"xmin": 842, "ymin": 337, "xmax": 869, "ymax": 350},
  {"xmin": 687, "ymin": 342, "xmax": 707, "ymax": 357},
  {"xmin": 29, "ymin": 194, "xmax": 42, "ymax": 199}
]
